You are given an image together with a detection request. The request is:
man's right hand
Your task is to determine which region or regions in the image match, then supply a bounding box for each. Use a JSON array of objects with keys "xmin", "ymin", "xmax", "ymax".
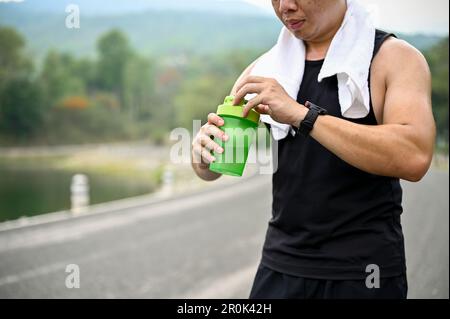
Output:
[{"xmin": 191, "ymin": 113, "xmax": 229, "ymax": 179}]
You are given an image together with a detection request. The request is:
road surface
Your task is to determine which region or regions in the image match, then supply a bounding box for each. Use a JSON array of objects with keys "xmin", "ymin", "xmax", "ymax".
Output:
[{"xmin": 0, "ymin": 170, "xmax": 448, "ymax": 299}]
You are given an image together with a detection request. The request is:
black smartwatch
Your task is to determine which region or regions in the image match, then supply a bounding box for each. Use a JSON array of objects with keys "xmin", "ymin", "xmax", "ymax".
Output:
[{"xmin": 295, "ymin": 101, "xmax": 328, "ymax": 137}]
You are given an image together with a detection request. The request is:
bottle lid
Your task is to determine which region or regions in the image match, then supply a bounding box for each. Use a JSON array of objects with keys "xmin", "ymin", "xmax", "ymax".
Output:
[{"xmin": 216, "ymin": 96, "xmax": 260, "ymax": 124}]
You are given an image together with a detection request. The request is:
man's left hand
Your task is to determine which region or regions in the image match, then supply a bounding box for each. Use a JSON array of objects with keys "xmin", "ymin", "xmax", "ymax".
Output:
[{"xmin": 233, "ymin": 76, "xmax": 306, "ymax": 126}]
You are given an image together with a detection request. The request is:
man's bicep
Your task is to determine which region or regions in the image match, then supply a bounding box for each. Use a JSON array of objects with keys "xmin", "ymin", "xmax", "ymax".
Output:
[
  {"xmin": 382, "ymin": 42, "xmax": 433, "ymax": 129},
  {"xmin": 381, "ymin": 41, "xmax": 435, "ymax": 153}
]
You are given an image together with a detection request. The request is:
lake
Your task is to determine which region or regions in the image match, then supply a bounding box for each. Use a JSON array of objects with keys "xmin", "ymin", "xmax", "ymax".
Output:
[{"xmin": 0, "ymin": 166, "xmax": 156, "ymax": 223}]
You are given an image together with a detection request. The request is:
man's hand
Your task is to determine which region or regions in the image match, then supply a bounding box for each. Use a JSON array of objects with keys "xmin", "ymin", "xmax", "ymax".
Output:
[
  {"xmin": 192, "ymin": 113, "xmax": 228, "ymax": 166},
  {"xmin": 233, "ymin": 76, "xmax": 307, "ymax": 126}
]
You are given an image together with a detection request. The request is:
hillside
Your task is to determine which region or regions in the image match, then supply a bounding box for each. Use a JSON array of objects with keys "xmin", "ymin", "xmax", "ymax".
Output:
[
  {"xmin": 0, "ymin": 5, "xmax": 444, "ymax": 61},
  {"xmin": 3, "ymin": 0, "xmax": 271, "ymax": 16},
  {"xmin": 0, "ymin": 8, "xmax": 282, "ymax": 60}
]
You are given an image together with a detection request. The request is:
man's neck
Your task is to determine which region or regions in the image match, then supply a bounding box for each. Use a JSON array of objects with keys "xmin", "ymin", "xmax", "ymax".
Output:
[{"xmin": 305, "ymin": 38, "xmax": 335, "ymax": 61}]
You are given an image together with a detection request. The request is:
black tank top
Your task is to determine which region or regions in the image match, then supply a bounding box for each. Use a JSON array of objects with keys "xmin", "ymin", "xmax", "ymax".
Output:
[{"xmin": 262, "ymin": 30, "xmax": 406, "ymax": 280}]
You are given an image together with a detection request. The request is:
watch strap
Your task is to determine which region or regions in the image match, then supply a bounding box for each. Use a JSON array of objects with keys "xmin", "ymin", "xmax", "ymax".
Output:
[{"xmin": 297, "ymin": 101, "xmax": 328, "ymax": 137}]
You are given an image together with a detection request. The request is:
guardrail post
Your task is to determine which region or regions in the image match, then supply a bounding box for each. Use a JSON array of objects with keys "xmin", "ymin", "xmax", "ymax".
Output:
[{"xmin": 71, "ymin": 174, "xmax": 89, "ymax": 213}]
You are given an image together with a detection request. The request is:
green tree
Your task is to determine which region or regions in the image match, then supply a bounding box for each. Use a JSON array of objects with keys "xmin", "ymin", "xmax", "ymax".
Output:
[
  {"xmin": 123, "ymin": 56, "xmax": 156, "ymax": 119},
  {"xmin": 39, "ymin": 51, "xmax": 86, "ymax": 108},
  {"xmin": 72, "ymin": 58, "xmax": 97, "ymax": 93},
  {"xmin": 0, "ymin": 77, "xmax": 43, "ymax": 138},
  {"xmin": 425, "ymin": 37, "xmax": 449, "ymax": 144},
  {"xmin": 0, "ymin": 27, "xmax": 42, "ymax": 141},
  {"xmin": 0, "ymin": 27, "xmax": 32, "ymax": 87},
  {"xmin": 96, "ymin": 29, "xmax": 133, "ymax": 106}
]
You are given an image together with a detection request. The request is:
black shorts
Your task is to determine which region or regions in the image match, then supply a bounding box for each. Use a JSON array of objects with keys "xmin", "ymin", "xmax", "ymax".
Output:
[{"xmin": 249, "ymin": 263, "xmax": 408, "ymax": 299}]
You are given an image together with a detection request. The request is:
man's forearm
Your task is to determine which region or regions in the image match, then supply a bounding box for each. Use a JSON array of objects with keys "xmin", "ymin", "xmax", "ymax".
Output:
[
  {"xmin": 288, "ymin": 101, "xmax": 433, "ymax": 182},
  {"xmin": 307, "ymin": 115, "xmax": 433, "ymax": 182}
]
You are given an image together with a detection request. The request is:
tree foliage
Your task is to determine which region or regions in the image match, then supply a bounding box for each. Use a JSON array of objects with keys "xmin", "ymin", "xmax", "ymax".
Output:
[
  {"xmin": 425, "ymin": 37, "xmax": 449, "ymax": 142},
  {"xmin": 0, "ymin": 25, "xmax": 447, "ymax": 151}
]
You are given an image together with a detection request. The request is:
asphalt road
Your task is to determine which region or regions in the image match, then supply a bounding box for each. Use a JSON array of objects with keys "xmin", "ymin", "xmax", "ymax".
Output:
[{"xmin": 0, "ymin": 170, "xmax": 448, "ymax": 299}]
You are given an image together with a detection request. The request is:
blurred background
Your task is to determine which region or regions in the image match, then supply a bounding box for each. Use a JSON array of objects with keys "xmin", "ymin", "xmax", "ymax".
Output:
[{"xmin": 0, "ymin": 0, "xmax": 448, "ymax": 299}]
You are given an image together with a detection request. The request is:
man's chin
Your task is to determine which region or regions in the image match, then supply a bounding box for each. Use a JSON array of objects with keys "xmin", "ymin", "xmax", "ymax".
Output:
[{"xmin": 289, "ymin": 30, "xmax": 307, "ymax": 41}]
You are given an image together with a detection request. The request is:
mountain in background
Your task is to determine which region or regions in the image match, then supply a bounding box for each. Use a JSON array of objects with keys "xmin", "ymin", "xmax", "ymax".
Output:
[
  {"xmin": 0, "ymin": 1, "xmax": 444, "ymax": 62},
  {"xmin": 0, "ymin": 5, "xmax": 282, "ymax": 60},
  {"xmin": 2, "ymin": 0, "xmax": 271, "ymax": 16}
]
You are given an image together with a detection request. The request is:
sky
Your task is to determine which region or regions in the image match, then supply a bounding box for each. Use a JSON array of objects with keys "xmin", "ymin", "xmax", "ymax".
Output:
[{"xmin": 244, "ymin": 0, "xmax": 449, "ymax": 35}]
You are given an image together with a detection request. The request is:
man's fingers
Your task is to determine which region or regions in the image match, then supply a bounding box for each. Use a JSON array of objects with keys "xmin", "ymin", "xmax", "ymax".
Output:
[
  {"xmin": 233, "ymin": 83, "xmax": 263, "ymax": 106},
  {"xmin": 192, "ymin": 142, "xmax": 216, "ymax": 164},
  {"xmin": 194, "ymin": 146, "xmax": 215, "ymax": 164},
  {"xmin": 199, "ymin": 135, "xmax": 224, "ymax": 154},
  {"xmin": 204, "ymin": 124, "xmax": 228, "ymax": 141},
  {"xmin": 207, "ymin": 113, "xmax": 224, "ymax": 127},
  {"xmin": 201, "ymin": 149, "xmax": 216, "ymax": 164},
  {"xmin": 234, "ymin": 76, "xmax": 266, "ymax": 94},
  {"xmin": 255, "ymin": 104, "xmax": 270, "ymax": 115},
  {"xmin": 243, "ymin": 95, "xmax": 264, "ymax": 117},
  {"xmin": 191, "ymin": 143, "xmax": 203, "ymax": 164}
]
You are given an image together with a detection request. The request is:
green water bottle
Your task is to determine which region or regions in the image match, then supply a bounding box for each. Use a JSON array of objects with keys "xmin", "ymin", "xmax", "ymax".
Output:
[{"xmin": 209, "ymin": 96, "xmax": 260, "ymax": 177}]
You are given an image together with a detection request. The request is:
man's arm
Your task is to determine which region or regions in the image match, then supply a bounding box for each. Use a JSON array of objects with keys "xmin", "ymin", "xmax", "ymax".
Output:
[
  {"xmin": 296, "ymin": 39, "xmax": 436, "ymax": 182},
  {"xmin": 235, "ymin": 39, "xmax": 436, "ymax": 182}
]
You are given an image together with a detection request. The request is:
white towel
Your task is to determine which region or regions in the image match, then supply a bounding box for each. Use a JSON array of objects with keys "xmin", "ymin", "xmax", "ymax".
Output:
[{"xmin": 248, "ymin": 0, "xmax": 375, "ymax": 141}]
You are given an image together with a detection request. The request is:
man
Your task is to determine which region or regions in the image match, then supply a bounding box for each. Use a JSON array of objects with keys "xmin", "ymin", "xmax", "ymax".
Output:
[{"xmin": 191, "ymin": 0, "xmax": 435, "ymax": 299}]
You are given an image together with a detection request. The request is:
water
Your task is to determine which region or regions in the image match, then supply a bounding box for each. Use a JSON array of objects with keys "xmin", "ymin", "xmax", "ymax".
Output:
[{"xmin": 0, "ymin": 166, "xmax": 156, "ymax": 223}]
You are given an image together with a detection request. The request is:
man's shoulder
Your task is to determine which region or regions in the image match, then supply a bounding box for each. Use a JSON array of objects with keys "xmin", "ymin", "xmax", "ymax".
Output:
[{"xmin": 373, "ymin": 36, "xmax": 430, "ymax": 78}]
